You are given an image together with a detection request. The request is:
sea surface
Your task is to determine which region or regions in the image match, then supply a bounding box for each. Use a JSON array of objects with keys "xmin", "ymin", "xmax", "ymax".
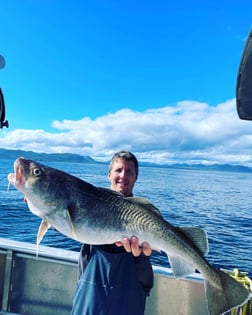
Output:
[{"xmin": 0, "ymin": 159, "xmax": 251, "ymax": 277}]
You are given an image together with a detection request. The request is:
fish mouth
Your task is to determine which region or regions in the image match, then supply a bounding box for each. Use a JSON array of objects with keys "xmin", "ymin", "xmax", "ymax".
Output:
[{"xmin": 8, "ymin": 157, "xmax": 28, "ymax": 189}]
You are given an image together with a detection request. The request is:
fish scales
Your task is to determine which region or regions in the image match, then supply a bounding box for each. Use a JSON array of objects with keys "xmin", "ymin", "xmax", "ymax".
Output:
[{"xmin": 7, "ymin": 157, "xmax": 251, "ymax": 315}]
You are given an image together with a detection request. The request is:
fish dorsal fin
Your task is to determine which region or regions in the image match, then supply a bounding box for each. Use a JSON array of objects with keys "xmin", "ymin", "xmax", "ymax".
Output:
[
  {"xmin": 178, "ymin": 227, "xmax": 209, "ymax": 256},
  {"xmin": 97, "ymin": 187, "xmax": 124, "ymax": 197},
  {"xmin": 126, "ymin": 196, "xmax": 162, "ymax": 216},
  {"xmin": 98, "ymin": 188, "xmax": 162, "ymax": 216},
  {"xmin": 36, "ymin": 219, "xmax": 51, "ymax": 258}
]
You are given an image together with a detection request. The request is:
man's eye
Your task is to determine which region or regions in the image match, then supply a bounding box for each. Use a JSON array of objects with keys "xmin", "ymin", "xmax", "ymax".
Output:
[{"xmin": 127, "ymin": 170, "xmax": 134, "ymax": 175}]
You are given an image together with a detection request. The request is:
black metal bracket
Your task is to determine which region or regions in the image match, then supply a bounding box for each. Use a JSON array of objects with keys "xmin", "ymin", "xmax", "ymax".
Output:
[
  {"xmin": 236, "ymin": 27, "xmax": 252, "ymax": 120},
  {"xmin": 0, "ymin": 88, "xmax": 9, "ymax": 128}
]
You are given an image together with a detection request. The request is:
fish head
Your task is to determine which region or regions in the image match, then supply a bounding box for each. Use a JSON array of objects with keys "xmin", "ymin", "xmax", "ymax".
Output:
[
  {"xmin": 8, "ymin": 157, "xmax": 47, "ymax": 192},
  {"xmin": 8, "ymin": 157, "xmax": 59, "ymax": 217}
]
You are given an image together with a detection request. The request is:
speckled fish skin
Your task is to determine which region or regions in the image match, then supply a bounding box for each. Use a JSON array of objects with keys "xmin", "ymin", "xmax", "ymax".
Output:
[{"xmin": 8, "ymin": 157, "xmax": 250, "ymax": 315}]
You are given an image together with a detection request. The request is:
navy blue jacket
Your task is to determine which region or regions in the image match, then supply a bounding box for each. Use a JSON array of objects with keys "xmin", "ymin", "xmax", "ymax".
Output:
[{"xmin": 71, "ymin": 244, "xmax": 153, "ymax": 315}]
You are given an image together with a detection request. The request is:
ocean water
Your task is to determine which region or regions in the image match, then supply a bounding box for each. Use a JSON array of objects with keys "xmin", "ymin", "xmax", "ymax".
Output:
[{"xmin": 0, "ymin": 158, "xmax": 251, "ymax": 277}]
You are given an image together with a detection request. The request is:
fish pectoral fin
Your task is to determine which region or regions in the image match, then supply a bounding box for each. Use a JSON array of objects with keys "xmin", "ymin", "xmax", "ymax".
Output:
[
  {"xmin": 66, "ymin": 208, "xmax": 77, "ymax": 240},
  {"xmin": 37, "ymin": 219, "xmax": 51, "ymax": 246},
  {"xmin": 178, "ymin": 227, "xmax": 209, "ymax": 256},
  {"xmin": 169, "ymin": 255, "xmax": 195, "ymax": 278}
]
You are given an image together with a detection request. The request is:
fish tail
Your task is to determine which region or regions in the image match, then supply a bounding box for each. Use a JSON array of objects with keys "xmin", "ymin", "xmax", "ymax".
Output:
[{"xmin": 205, "ymin": 269, "xmax": 250, "ymax": 315}]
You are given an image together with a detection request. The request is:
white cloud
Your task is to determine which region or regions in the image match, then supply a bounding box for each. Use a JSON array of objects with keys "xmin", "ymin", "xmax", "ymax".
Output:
[{"xmin": 1, "ymin": 99, "xmax": 252, "ymax": 165}]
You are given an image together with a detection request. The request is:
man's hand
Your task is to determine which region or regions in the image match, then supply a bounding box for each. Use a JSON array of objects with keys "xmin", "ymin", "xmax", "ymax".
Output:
[{"xmin": 115, "ymin": 236, "xmax": 152, "ymax": 256}]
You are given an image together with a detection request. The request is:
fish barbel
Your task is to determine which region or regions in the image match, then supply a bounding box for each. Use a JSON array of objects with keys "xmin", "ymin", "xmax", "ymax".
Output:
[{"xmin": 7, "ymin": 157, "xmax": 250, "ymax": 315}]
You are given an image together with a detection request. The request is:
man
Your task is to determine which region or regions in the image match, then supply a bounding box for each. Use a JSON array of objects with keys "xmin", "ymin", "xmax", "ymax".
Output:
[{"xmin": 71, "ymin": 151, "xmax": 153, "ymax": 315}]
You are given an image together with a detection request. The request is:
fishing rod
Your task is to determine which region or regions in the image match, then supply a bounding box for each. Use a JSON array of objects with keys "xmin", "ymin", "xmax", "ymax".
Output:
[{"xmin": 0, "ymin": 54, "xmax": 9, "ymax": 129}]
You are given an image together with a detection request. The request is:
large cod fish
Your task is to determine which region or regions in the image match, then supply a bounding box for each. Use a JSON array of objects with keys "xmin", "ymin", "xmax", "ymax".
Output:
[{"xmin": 8, "ymin": 157, "xmax": 250, "ymax": 315}]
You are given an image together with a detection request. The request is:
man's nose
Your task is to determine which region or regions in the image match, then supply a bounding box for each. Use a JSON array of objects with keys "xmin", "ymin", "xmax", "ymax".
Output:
[{"xmin": 119, "ymin": 169, "xmax": 126, "ymax": 177}]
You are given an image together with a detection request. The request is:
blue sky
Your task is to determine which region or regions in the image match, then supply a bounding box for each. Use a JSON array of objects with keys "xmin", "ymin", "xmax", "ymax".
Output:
[{"xmin": 1, "ymin": 0, "xmax": 252, "ymax": 165}]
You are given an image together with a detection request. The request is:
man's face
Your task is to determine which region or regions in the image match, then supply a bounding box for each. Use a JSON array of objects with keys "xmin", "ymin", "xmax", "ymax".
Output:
[{"xmin": 108, "ymin": 158, "xmax": 137, "ymax": 197}]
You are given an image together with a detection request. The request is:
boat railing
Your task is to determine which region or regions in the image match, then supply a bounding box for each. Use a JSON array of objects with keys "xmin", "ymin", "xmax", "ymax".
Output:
[
  {"xmin": 0, "ymin": 238, "xmax": 79, "ymax": 315},
  {"xmin": 0, "ymin": 238, "xmax": 251, "ymax": 315}
]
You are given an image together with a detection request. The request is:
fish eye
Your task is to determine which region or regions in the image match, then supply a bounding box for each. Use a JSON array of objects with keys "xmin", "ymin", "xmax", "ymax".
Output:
[{"xmin": 32, "ymin": 167, "xmax": 42, "ymax": 177}]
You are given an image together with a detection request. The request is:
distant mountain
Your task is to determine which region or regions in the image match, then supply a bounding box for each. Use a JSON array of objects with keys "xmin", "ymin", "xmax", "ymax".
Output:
[
  {"xmin": 0, "ymin": 148, "xmax": 98, "ymax": 164},
  {"xmin": 138, "ymin": 162, "xmax": 252, "ymax": 173},
  {"xmin": 1, "ymin": 148, "xmax": 252, "ymax": 173},
  {"xmin": 156, "ymin": 163, "xmax": 252, "ymax": 173}
]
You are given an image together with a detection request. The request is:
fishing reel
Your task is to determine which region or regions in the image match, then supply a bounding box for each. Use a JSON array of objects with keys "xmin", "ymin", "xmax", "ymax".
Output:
[{"xmin": 0, "ymin": 54, "xmax": 9, "ymax": 129}]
